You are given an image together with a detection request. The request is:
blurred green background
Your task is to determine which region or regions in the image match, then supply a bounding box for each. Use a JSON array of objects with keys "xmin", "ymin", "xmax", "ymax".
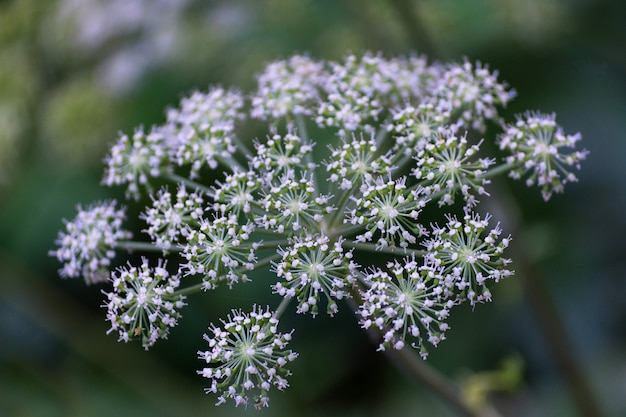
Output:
[{"xmin": 0, "ymin": 0, "xmax": 624, "ymax": 416}]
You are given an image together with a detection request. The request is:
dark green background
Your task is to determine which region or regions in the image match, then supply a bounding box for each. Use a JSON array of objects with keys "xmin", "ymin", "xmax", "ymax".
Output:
[{"xmin": 1, "ymin": 0, "xmax": 624, "ymax": 416}]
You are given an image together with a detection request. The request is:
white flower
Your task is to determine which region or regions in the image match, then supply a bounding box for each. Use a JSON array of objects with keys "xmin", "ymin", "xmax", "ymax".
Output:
[
  {"xmin": 412, "ymin": 131, "xmax": 494, "ymax": 207},
  {"xmin": 104, "ymin": 258, "xmax": 185, "ymax": 349},
  {"xmin": 359, "ymin": 256, "xmax": 455, "ymax": 358},
  {"xmin": 272, "ymin": 234, "xmax": 358, "ymax": 316},
  {"xmin": 50, "ymin": 200, "xmax": 132, "ymax": 284},
  {"xmin": 432, "ymin": 59, "xmax": 516, "ymax": 132},
  {"xmin": 166, "ymin": 87, "xmax": 245, "ymax": 178},
  {"xmin": 103, "ymin": 127, "xmax": 171, "ymax": 199},
  {"xmin": 198, "ymin": 306, "xmax": 297, "ymax": 409},
  {"xmin": 181, "ymin": 214, "xmax": 257, "ymax": 290},
  {"xmin": 347, "ymin": 176, "xmax": 428, "ymax": 250},
  {"xmin": 141, "ymin": 185, "xmax": 206, "ymax": 251},
  {"xmin": 497, "ymin": 111, "xmax": 588, "ymax": 201},
  {"xmin": 424, "ymin": 209, "xmax": 514, "ymax": 305},
  {"xmin": 251, "ymin": 55, "xmax": 326, "ymax": 120}
]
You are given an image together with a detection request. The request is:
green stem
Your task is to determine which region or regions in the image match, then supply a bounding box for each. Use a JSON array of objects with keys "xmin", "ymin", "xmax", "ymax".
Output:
[
  {"xmin": 258, "ymin": 239, "xmax": 290, "ymax": 249},
  {"xmin": 478, "ymin": 161, "xmax": 520, "ymax": 180},
  {"xmin": 116, "ymin": 241, "xmax": 179, "ymax": 253},
  {"xmin": 218, "ymin": 154, "xmax": 247, "ymax": 173},
  {"xmin": 162, "ymin": 172, "xmax": 213, "ymax": 195},
  {"xmin": 327, "ymin": 186, "xmax": 354, "ymax": 229},
  {"xmin": 295, "ymin": 114, "xmax": 321, "ymax": 198},
  {"xmin": 232, "ymin": 134, "xmax": 253, "ymax": 159},
  {"xmin": 272, "ymin": 297, "xmax": 292, "ymax": 320},
  {"xmin": 173, "ymin": 253, "xmax": 281, "ymax": 297},
  {"xmin": 342, "ymin": 241, "xmax": 426, "ymax": 257},
  {"xmin": 374, "ymin": 119, "xmax": 390, "ymax": 149},
  {"xmin": 346, "ymin": 289, "xmax": 491, "ymax": 417}
]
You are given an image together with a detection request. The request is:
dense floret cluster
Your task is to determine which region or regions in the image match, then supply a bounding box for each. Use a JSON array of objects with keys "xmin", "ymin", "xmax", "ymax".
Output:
[{"xmin": 52, "ymin": 52, "xmax": 586, "ymax": 408}]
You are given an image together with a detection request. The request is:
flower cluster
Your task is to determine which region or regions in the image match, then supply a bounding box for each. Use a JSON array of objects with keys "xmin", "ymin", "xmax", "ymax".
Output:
[
  {"xmin": 104, "ymin": 258, "xmax": 185, "ymax": 349},
  {"xmin": 50, "ymin": 200, "xmax": 131, "ymax": 284},
  {"xmin": 103, "ymin": 128, "xmax": 169, "ymax": 200},
  {"xmin": 424, "ymin": 210, "xmax": 514, "ymax": 306},
  {"xmin": 497, "ymin": 111, "xmax": 588, "ymax": 201},
  {"xmin": 181, "ymin": 215, "xmax": 258, "ymax": 290},
  {"xmin": 51, "ymin": 51, "xmax": 587, "ymax": 408},
  {"xmin": 198, "ymin": 306, "xmax": 298, "ymax": 409},
  {"xmin": 347, "ymin": 176, "xmax": 428, "ymax": 250},
  {"xmin": 359, "ymin": 256, "xmax": 455, "ymax": 358},
  {"xmin": 272, "ymin": 235, "xmax": 358, "ymax": 316},
  {"xmin": 412, "ymin": 131, "xmax": 494, "ymax": 207},
  {"xmin": 141, "ymin": 185, "xmax": 205, "ymax": 252}
]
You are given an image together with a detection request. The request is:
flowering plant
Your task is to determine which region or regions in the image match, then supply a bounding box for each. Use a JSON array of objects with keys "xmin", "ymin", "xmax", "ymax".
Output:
[{"xmin": 51, "ymin": 52, "xmax": 587, "ymax": 410}]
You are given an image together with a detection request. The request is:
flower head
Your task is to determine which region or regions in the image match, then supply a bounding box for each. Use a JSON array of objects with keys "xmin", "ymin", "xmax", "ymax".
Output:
[
  {"xmin": 359, "ymin": 256, "xmax": 455, "ymax": 358},
  {"xmin": 424, "ymin": 210, "xmax": 514, "ymax": 305},
  {"xmin": 251, "ymin": 55, "xmax": 326, "ymax": 120},
  {"xmin": 412, "ymin": 131, "xmax": 494, "ymax": 207},
  {"xmin": 181, "ymin": 215, "xmax": 257, "ymax": 290},
  {"xmin": 198, "ymin": 306, "xmax": 298, "ymax": 409},
  {"xmin": 103, "ymin": 127, "xmax": 170, "ymax": 199},
  {"xmin": 104, "ymin": 258, "xmax": 185, "ymax": 349},
  {"xmin": 50, "ymin": 200, "xmax": 132, "ymax": 284},
  {"xmin": 325, "ymin": 134, "xmax": 393, "ymax": 191},
  {"xmin": 250, "ymin": 131, "xmax": 315, "ymax": 184},
  {"xmin": 347, "ymin": 176, "xmax": 428, "ymax": 250},
  {"xmin": 432, "ymin": 59, "xmax": 515, "ymax": 132},
  {"xmin": 497, "ymin": 111, "xmax": 588, "ymax": 201},
  {"xmin": 141, "ymin": 185, "xmax": 206, "ymax": 252},
  {"xmin": 213, "ymin": 170, "xmax": 261, "ymax": 216},
  {"xmin": 167, "ymin": 87, "xmax": 245, "ymax": 178},
  {"xmin": 387, "ymin": 103, "xmax": 454, "ymax": 156},
  {"xmin": 272, "ymin": 234, "xmax": 358, "ymax": 316},
  {"xmin": 257, "ymin": 174, "xmax": 334, "ymax": 235}
]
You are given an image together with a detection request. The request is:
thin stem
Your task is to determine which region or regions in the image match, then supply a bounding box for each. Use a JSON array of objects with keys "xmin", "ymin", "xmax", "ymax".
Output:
[
  {"xmin": 374, "ymin": 119, "xmax": 390, "ymax": 149},
  {"xmin": 258, "ymin": 239, "xmax": 290, "ymax": 249},
  {"xmin": 232, "ymin": 134, "xmax": 253, "ymax": 159},
  {"xmin": 218, "ymin": 154, "xmax": 247, "ymax": 173},
  {"xmin": 386, "ymin": 348, "xmax": 486, "ymax": 417},
  {"xmin": 342, "ymin": 241, "xmax": 426, "ymax": 257},
  {"xmin": 272, "ymin": 297, "xmax": 292, "ymax": 320},
  {"xmin": 478, "ymin": 161, "xmax": 520, "ymax": 180},
  {"xmin": 329, "ymin": 222, "xmax": 367, "ymax": 240},
  {"xmin": 162, "ymin": 172, "xmax": 213, "ymax": 195},
  {"xmin": 173, "ymin": 253, "xmax": 282, "ymax": 297},
  {"xmin": 116, "ymin": 241, "xmax": 180, "ymax": 253},
  {"xmin": 484, "ymin": 176, "xmax": 605, "ymax": 417},
  {"xmin": 327, "ymin": 187, "xmax": 353, "ymax": 229},
  {"xmin": 295, "ymin": 114, "xmax": 321, "ymax": 198}
]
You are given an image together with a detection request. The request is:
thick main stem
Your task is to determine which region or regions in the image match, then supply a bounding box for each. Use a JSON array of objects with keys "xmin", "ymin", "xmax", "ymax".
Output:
[
  {"xmin": 485, "ymin": 179, "xmax": 605, "ymax": 417},
  {"xmin": 345, "ymin": 293, "xmax": 494, "ymax": 417}
]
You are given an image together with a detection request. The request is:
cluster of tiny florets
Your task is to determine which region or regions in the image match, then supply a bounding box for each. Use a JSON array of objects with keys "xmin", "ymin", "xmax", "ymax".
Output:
[
  {"xmin": 412, "ymin": 131, "xmax": 494, "ymax": 207},
  {"xmin": 359, "ymin": 256, "xmax": 455, "ymax": 358},
  {"xmin": 198, "ymin": 306, "xmax": 298, "ymax": 409},
  {"xmin": 424, "ymin": 210, "xmax": 514, "ymax": 305},
  {"xmin": 51, "ymin": 51, "xmax": 587, "ymax": 409},
  {"xmin": 181, "ymin": 215, "xmax": 258, "ymax": 290},
  {"xmin": 50, "ymin": 200, "xmax": 131, "ymax": 284},
  {"xmin": 497, "ymin": 111, "xmax": 588, "ymax": 201},
  {"xmin": 348, "ymin": 176, "xmax": 428, "ymax": 250},
  {"xmin": 141, "ymin": 185, "xmax": 205, "ymax": 252},
  {"xmin": 272, "ymin": 235, "xmax": 358, "ymax": 316},
  {"xmin": 251, "ymin": 55, "xmax": 326, "ymax": 120},
  {"xmin": 103, "ymin": 128, "xmax": 170, "ymax": 200},
  {"xmin": 104, "ymin": 258, "xmax": 185, "ymax": 349}
]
